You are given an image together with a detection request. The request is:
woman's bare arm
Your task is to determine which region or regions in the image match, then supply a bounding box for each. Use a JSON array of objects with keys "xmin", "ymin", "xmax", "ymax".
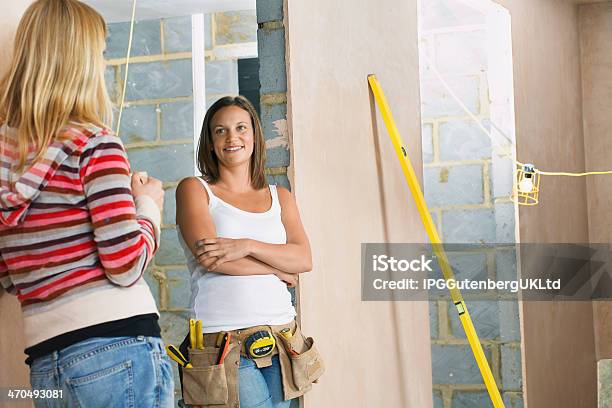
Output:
[
  {"xmin": 176, "ymin": 177, "xmax": 293, "ymax": 280},
  {"xmin": 247, "ymin": 187, "xmax": 311, "ymax": 273},
  {"xmin": 199, "ymin": 186, "xmax": 312, "ymax": 274}
]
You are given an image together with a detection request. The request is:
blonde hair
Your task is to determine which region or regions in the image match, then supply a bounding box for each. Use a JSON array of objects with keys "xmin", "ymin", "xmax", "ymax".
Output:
[{"xmin": 0, "ymin": 0, "xmax": 112, "ymax": 171}]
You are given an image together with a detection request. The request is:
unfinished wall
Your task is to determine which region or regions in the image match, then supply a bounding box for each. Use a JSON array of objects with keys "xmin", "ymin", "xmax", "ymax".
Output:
[
  {"xmin": 419, "ymin": 1, "xmax": 522, "ymax": 407},
  {"xmin": 0, "ymin": 0, "xmax": 34, "ymax": 400},
  {"xmin": 257, "ymin": 0, "xmax": 292, "ymax": 189},
  {"xmin": 285, "ymin": 0, "xmax": 432, "ymax": 407},
  {"xmin": 495, "ymin": 0, "xmax": 597, "ymax": 407},
  {"xmin": 204, "ymin": 10, "xmax": 258, "ymax": 109},
  {"xmin": 104, "ymin": 18, "xmax": 195, "ymax": 401},
  {"xmin": 579, "ymin": 4, "xmax": 612, "ymax": 405},
  {"xmin": 579, "ymin": 1, "xmax": 612, "ymax": 363}
]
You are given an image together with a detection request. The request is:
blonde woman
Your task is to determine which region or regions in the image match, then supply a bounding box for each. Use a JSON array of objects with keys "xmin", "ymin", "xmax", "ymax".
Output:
[{"xmin": 0, "ymin": 1, "xmax": 173, "ymax": 406}]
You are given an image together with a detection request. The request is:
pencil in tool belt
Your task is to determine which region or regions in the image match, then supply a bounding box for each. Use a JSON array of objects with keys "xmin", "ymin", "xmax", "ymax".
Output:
[
  {"xmin": 189, "ymin": 319, "xmax": 197, "ymax": 349},
  {"xmin": 166, "ymin": 345, "xmax": 193, "ymax": 368},
  {"xmin": 195, "ymin": 320, "xmax": 204, "ymax": 349},
  {"xmin": 216, "ymin": 333, "xmax": 231, "ymax": 364}
]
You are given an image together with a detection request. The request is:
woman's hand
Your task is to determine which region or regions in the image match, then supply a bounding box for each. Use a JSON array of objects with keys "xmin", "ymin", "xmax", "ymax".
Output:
[
  {"xmin": 196, "ymin": 238, "xmax": 252, "ymax": 270},
  {"xmin": 131, "ymin": 173, "xmax": 164, "ymax": 211},
  {"xmin": 275, "ymin": 270, "xmax": 298, "ymax": 287}
]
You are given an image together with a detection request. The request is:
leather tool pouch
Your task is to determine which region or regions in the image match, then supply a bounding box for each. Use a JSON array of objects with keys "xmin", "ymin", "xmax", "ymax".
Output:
[
  {"xmin": 179, "ymin": 336, "xmax": 240, "ymax": 408},
  {"xmin": 178, "ymin": 321, "xmax": 324, "ymax": 405},
  {"xmin": 274, "ymin": 322, "xmax": 325, "ymax": 401}
]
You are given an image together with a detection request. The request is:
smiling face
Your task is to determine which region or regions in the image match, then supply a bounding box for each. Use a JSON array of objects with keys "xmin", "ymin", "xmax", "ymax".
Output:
[
  {"xmin": 198, "ymin": 95, "xmax": 267, "ymax": 189},
  {"xmin": 209, "ymin": 105, "xmax": 255, "ymax": 169}
]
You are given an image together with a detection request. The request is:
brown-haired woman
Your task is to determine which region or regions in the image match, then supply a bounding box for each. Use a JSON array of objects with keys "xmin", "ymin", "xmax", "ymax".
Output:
[
  {"xmin": 176, "ymin": 96, "xmax": 312, "ymax": 407},
  {"xmin": 0, "ymin": 1, "xmax": 173, "ymax": 406}
]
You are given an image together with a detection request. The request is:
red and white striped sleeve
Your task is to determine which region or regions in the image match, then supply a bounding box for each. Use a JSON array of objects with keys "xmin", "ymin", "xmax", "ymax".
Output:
[
  {"xmin": 0, "ymin": 251, "xmax": 16, "ymax": 294},
  {"xmin": 79, "ymin": 130, "xmax": 161, "ymax": 287}
]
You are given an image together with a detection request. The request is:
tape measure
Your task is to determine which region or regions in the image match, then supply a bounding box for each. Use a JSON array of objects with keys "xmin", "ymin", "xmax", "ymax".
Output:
[{"xmin": 245, "ymin": 330, "xmax": 276, "ymax": 358}]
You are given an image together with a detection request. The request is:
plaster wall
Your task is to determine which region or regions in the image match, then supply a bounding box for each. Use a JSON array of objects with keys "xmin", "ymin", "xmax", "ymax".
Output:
[
  {"xmin": 285, "ymin": 0, "xmax": 432, "ymax": 406},
  {"xmin": 0, "ymin": 0, "xmax": 34, "ymax": 399},
  {"xmin": 1, "ymin": 1, "xmax": 609, "ymax": 407},
  {"xmin": 579, "ymin": 1, "xmax": 612, "ymax": 361},
  {"xmin": 495, "ymin": 0, "xmax": 597, "ymax": 406}
]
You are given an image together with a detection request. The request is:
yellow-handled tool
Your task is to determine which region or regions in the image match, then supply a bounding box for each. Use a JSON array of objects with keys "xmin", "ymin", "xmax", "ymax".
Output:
[
  {"xmin": 367, "ymin": 74, "xmax": 505, "ymax": 408},
  {"xmin": 166, "ymin": 345, "xmax": 193, "ymax": 368},
  {"xmin": 189, "ymin": 318, "xmax": 197, "ymax": 349},
  {"xmin": 195, "ymin": 320, "xmax": 204, "ymax": 349}
]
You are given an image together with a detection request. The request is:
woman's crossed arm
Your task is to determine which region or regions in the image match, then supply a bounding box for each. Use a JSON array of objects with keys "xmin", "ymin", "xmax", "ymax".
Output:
[
  {"xmin": 196, "ymin": 186, "xmax": 312, "ymax": 274},
  {"xmin": 176, "ymin": 177, "xmax": 298, "ymax": 286}
]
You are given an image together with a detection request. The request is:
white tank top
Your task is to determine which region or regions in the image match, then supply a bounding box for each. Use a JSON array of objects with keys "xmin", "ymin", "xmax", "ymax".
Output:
[{"xmin": 177, "ymin": 177, "xmax": 296, "ymax": 333}]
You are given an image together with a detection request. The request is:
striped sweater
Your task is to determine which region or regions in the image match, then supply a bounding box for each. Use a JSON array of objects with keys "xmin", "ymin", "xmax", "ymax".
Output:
[{"xmin": 0, "ymin": 123, "xmax": 161, "ymax": 348}]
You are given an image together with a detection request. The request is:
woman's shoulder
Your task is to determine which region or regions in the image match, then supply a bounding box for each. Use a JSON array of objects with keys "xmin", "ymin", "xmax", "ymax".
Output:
[
  {"xmin": 177, "ymin": 176, "xmax": 211, "ymax": 204},
  {"xmin": 177, "ymin": 176, "xmax": 207, "ymax": 191},
  {"xmin": 63, "ymin": 121, "xmax": 111, "ymax": 136},
  {"xmin": 60, "ymin": 122, "xmax": 118, "ymax": 149},
  {"xmin": 274, "ymin": 185, "xmax": 292, "ymax": 198},
  {"xmin": 274, "ymin": 185, "xmax": 296, "ymax": 208}
]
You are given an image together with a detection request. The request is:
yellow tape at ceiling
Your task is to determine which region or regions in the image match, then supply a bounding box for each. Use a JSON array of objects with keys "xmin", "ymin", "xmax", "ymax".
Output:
[{"xmin": 115, "ymin": 0, "xmax": 137, "ymax": 137}]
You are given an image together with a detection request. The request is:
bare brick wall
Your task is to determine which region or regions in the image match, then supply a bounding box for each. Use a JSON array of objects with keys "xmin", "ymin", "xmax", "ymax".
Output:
[
  {"xmin": 420, "ymin": 1, "xmax": 522, "ymax": 407},
  {"xmin": 105, "ymin": 17, "xmax": 195, "ymax": 400},
  {"xmin": 258, "ymin": 0, "xmax": 291, "ymax": 189}
]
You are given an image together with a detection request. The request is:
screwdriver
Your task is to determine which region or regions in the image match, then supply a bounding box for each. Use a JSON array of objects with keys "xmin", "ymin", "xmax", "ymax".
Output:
[{"xmin": 166, "ymin": 345, "xmax": 193, "ymax": 368}]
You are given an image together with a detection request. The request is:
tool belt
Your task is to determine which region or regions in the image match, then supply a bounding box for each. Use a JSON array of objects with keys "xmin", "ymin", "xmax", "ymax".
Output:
[
  {"xmin": 178, "ymin": 320, "xmax": 324, "ymax": 408},
  {"xmin": 202, "ymin": 325, "xmax": 279, "ymax": 363}
]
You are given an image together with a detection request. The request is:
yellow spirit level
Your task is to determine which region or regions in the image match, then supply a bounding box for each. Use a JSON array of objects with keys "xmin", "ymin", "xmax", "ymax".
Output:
[{"xmin": 367, "ymin": 74, "xmax": 505, "ymax": 408}]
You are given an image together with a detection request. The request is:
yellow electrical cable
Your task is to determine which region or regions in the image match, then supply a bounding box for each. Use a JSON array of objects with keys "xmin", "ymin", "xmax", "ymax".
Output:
[
  {"xmin": 368, "ymin": 75, "xmax": 505, "ymax": 408},
  {"xmin": 515, "ymin": 160, "xmax": 612, "ymax": 177},
  {"xmin": 115, "ymin": 0, "xmax": 137, "ymax": 137},
  {"xmin": 538, "ymin": 170, "xmax": 612, "ymax": 176},
  {"xmin": 423, "ymin": 53, "xmax": 612, "ymax": 179}
]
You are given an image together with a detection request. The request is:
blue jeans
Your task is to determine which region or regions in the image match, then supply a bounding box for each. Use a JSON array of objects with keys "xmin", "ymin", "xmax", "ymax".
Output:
[
  {"xmin": 239, "ymin": 355, "xmax": 293, "ymax": 408},
  {"xmin": 29, "ymin": 336, "xmax": 174, "ymax": 408}
]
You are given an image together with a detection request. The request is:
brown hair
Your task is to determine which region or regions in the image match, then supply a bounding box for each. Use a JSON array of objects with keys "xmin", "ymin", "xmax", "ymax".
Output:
[
  {"xmin": 0, "ymin": 0, "xmax": 112, "ymax": 172},
  {"xmin": 197, "ymin": 96, "xmax": 267, "ymax": 189}
]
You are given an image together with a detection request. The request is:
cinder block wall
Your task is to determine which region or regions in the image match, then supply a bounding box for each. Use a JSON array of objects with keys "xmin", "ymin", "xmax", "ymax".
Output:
[
  {"xmin": 257, "ymin": 0, "xmax": 291, "ymax": 189},
  {"xmin": 104, "ymin": 17, "xmax": 195, "ymax": 400},
  {"xmin": 256, "ymin": 4, "xmax": 297, "ymax": 407},
  {"xmin": 205, "ymin": 11, "xmax": 256, "ymax": 107},
  {"xmin": 419, "ymin": 1, "xmax": 522, "ymax": 407}
]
